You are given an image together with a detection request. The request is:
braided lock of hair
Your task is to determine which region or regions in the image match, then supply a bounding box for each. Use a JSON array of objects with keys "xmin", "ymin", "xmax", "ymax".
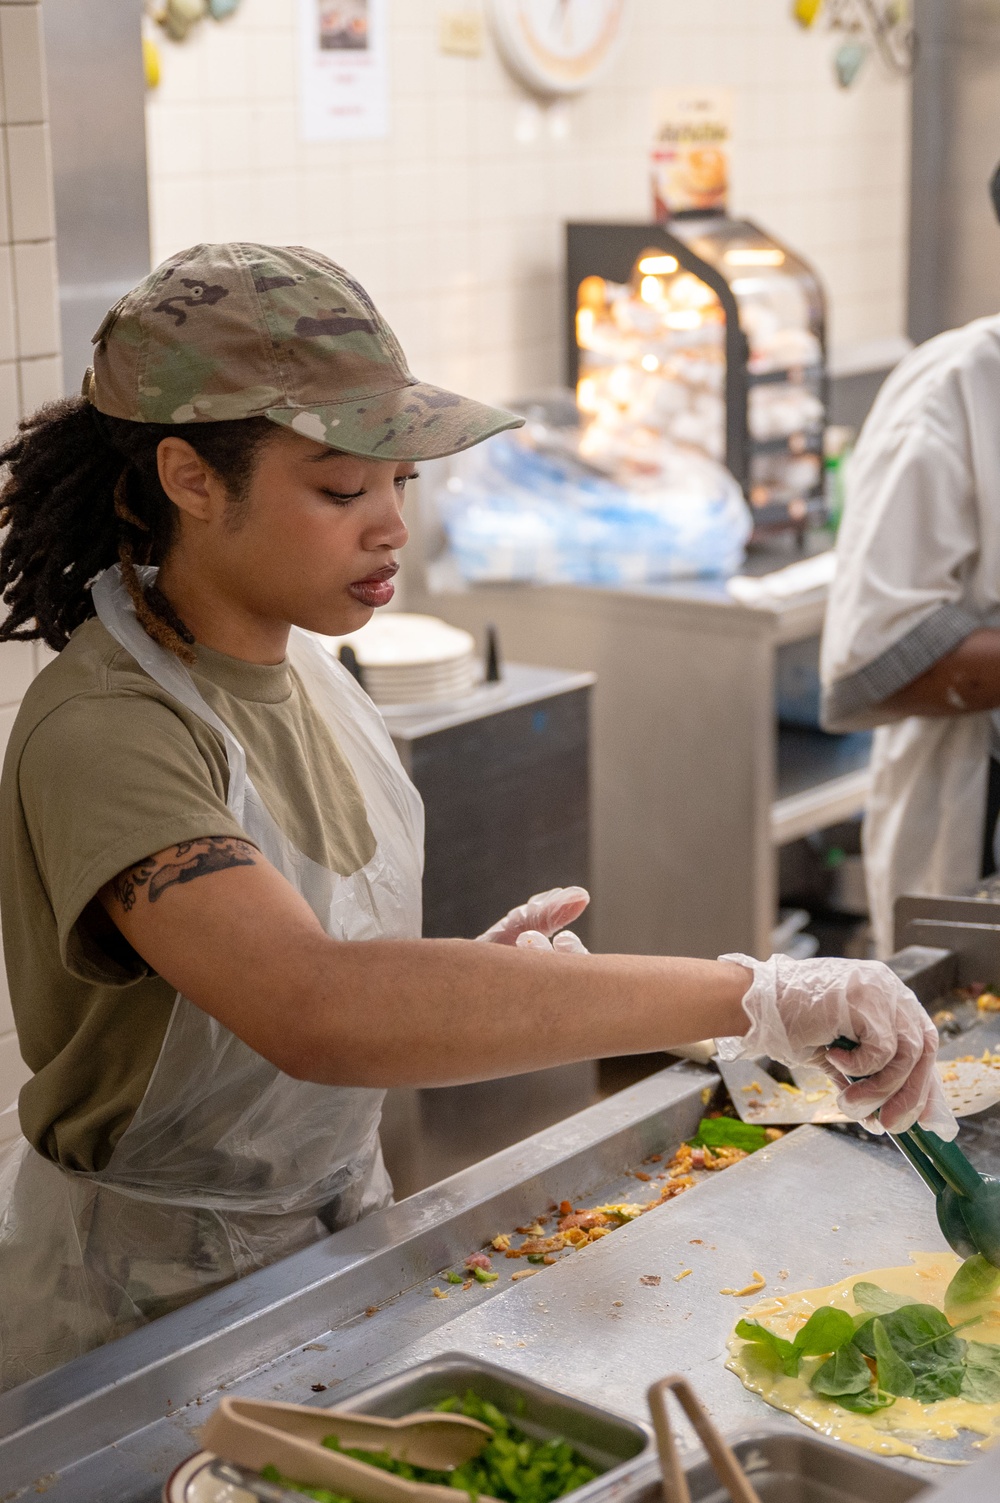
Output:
[
  {"xmin": 0, "ymin": 396, "xmax": 274, "ymax": 657},
  {"xmin": 112, "ymin": 464, "xmax": 196, "ymax": 664}
]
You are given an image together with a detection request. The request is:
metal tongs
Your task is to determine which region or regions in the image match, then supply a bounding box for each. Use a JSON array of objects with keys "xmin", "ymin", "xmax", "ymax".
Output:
[{"xmin": 835, "ymin": 1036, "xmax": 1000, "ymax": 1267}]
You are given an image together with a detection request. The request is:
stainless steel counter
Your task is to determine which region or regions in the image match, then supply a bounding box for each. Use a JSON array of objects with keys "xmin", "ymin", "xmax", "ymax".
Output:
[{"xmin": 0, "ymin": 1065, "xmax": 959, "ymax": 1500}]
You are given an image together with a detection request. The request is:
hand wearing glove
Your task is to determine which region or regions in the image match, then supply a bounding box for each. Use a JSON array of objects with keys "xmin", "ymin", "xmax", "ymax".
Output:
[
  {"xmin": 477, "ymin": 887, "xmax": 589, "ymax": 948},
  {"xmin": 513, "ymin": 929, "xmax": 589, "ymax": 954},
  {"xmin": 716, "ymin": 953, "xmax": 957, "ymax": 1141}
]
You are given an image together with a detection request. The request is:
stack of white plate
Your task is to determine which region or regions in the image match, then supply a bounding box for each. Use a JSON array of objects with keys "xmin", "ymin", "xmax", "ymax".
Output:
[{"xmin": 319, "ymin": 613, "xmax": 479, "ymax": 706}]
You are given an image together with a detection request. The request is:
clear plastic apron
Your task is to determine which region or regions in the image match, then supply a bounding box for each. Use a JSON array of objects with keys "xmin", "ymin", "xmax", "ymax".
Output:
[{"xmin": 0, "ymin": 565, "xmax": 424, "ymax": 1391}]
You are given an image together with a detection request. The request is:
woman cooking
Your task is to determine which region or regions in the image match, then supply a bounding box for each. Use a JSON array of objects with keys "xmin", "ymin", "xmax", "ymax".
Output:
[{"xmin": 0, "ymin": 243, "xmax": 955, "ymax": 1390}]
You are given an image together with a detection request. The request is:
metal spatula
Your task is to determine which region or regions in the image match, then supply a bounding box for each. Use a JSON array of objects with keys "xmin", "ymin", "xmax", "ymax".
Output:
[{"xmin": 716, "ymin": 1053, "xmax": 1000, "ymax": 1127}]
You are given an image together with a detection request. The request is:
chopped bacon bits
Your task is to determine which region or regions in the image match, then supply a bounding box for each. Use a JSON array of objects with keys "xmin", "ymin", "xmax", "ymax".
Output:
[
  {"xmin": 557, "ymin": 1209, "xmax": 611, "ymax": 1232},
  {"xmin": 449, "ymin": 1127, "xmax": 755, "ymax": 1293},
  {"xmin": 519, "ymin": 1234, "xmax": 569, "ymax": 1256}
]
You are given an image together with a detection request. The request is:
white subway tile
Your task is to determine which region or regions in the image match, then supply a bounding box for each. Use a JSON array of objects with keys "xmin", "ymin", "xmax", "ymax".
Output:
[
  {"xmin": 0, "ymin": 3, "xmax": 46, "ymax": 125},
  {"xmin": 0, "ymin": 244, "xmax": 15, "ymax": 361},
  {"xmin": 32, "ymin": 641, "xmax": 56, "ymax": 674},
  {"xmin": 248, "ymin": 27, "xmax": 295, "ymax": 102},
  {"xmin": 202, "ymin": 27, "xmax": 251, "ymax": 102},
  {"xmin": 146, "ymin": 101, "xmax": 207, "ymax": 180},
  {"xmin": 0, "ymin": 960, "xmax": 12, "ymax": 1035},
  {"xmin": 0, "ymin": 1033, "xmax": 29, "ymax": 1147},
  {"xmin": 12, "ymin": 237, "xmax": 57, "ymax": 357},
  {"xmin": 0, "ymin": 697, "xmax": 17, "ymax": 762},
  {"xmin": 0, "ymin": 358, "xmax": 17, "ymax": 438},
  {"xmin": 6, "ymin": 122, "xmax": 54, "ymax": 241},
  {"xmin": 206, "ymin": 102, "xmax": 255, "ymax": 175},
  {"xmin": 250, "ymin": 102, "xmax": 296, "ymax": 172},
  {"xmin": 18, "ymin": 350, "xmax": 61, "ymax": 412},
  {"xmin": 0, "ymin": 639, "xmax": 34, "ymax": 704},
  {"xmin": 0, "ymin": 127, "xmax": 11, "ymax": 243}
]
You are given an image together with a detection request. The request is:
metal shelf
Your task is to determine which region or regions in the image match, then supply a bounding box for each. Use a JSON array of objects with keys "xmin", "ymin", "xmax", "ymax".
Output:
[
  {"xmin": 748, "ymin": 362, "xmax": 823, "ymax": 387},
  {"xmin": 771, "ymin": 766, "xmax": 872, "ymax": 846},
  {"xmin": 771, "ymin": 727, "xmax": 873, "ymax": 845},
  {"xmin": 750, "ymin": 429, "xmax": 823, "ymax": 455}
]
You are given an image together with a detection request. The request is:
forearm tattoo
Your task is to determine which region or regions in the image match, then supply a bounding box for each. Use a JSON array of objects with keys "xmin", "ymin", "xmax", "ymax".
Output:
[{"xmin": 112, "ymin": 836, "xmax": 258, "ymax": 910}]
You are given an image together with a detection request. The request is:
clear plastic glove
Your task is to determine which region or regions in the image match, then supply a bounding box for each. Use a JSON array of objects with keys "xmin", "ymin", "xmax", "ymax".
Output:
[
  {"xmin": 514, "ymin": 929, "xmax": 589, "ymax": 954},
  {"xmin": 476, "ymin": 886, "xmax": 589, "ymax": 946},
  {"xmin": 716, "ymin": 953, "xmax": 957, "ymax": 1141}
]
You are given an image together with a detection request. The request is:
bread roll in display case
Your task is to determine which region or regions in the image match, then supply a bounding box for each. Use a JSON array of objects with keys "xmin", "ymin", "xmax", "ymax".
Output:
[{"xmin": 566, "ymin": 218, "xmax": 827, "ymax": 536}]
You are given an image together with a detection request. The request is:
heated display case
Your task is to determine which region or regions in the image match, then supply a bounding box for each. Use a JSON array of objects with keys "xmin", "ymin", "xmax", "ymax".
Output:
[{"xmin": 566, "ymin": 218, "xmax": 827, "ymax": 535}]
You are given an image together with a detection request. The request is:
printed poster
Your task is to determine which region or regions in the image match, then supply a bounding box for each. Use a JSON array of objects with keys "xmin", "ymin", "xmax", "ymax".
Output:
[
  {"xmin": 299, "ymin": 0, "xmax": 389, "ymax": 142},
  {"xmin": 650, "ymin": 88, "xmax": 732, "ymax": 219}
]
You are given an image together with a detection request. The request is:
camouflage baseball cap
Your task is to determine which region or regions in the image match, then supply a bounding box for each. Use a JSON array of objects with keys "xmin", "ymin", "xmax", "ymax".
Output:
[{"xmin": 85, "ymin": 242, "xmax": 523, "ymax": 461}]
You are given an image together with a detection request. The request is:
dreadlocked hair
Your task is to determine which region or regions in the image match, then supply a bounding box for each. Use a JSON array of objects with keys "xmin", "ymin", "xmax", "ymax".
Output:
[{"xmin": 0, "ymin": 397, "xmax": 275, "ymax": 663}]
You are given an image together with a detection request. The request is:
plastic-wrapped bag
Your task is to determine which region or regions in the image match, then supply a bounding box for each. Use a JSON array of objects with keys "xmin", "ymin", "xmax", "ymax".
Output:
[{"xmin": 436, "ymin": 423, "xmax": 750, "ymax": 586}]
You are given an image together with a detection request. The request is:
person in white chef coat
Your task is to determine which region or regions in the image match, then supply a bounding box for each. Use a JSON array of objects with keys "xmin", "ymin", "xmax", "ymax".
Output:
[{"xmin": 822, "ymin": 170, "xmax": 1000, "ymax": 954}]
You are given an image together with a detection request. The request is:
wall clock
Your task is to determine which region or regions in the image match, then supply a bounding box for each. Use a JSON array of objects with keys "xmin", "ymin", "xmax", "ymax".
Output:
[{"xmin": 487, "ymin": 0, "xmax": 630, "ymax": 97}]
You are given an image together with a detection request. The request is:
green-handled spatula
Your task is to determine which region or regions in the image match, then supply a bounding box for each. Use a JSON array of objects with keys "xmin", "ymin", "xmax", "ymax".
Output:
[{"xmin": 833, "ymin": 1036, "xmax": 1000, "ymax": 1268}]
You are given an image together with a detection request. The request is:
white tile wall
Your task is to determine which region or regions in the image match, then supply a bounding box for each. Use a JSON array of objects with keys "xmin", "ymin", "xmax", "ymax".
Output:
[
  {"xmin": 0, "ymin": 0, "xmax": 62, "ymax": 1140},
  {"xmin": 147, "ymin": 0, "xmax": 912, "ymax": 398}
]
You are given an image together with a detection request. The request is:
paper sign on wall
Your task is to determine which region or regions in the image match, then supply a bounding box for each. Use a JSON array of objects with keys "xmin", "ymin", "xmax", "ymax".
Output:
[
  {"xmin": 650, "ymin": 88, "xmax": 732, "ymax": 219},
  {"xmin": 299, "ymin": 0, "xmax": 389, "ymax": 142}
]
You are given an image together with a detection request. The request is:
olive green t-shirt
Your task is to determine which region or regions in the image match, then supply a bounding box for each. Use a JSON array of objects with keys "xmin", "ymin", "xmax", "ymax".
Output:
[{"xmin": 0, "ymin": 616, "xmax": 377, "ymax": 1173}]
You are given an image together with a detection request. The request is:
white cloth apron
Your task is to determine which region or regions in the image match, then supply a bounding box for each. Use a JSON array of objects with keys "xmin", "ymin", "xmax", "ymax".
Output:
[
  {"xmin": 864, "ymin": 715, "xmax": 990, "ymax": 957},
  {"xmin": 0, "ymin": 565, "xmax": 424, "ymax": 1391},
  {"xmin": 821, "ymin": 316, "xmax": 1000, "ymax": 955}
]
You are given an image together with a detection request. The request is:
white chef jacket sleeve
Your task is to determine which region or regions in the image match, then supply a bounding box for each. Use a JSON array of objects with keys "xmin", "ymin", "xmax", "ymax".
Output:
[{"xmin": 820, "ymin": 392, "xmax": 980, "ymax": 732}]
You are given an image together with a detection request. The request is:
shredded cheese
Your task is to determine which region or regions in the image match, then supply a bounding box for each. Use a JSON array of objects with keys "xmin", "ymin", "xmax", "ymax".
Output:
[{"xmin": 720, "ymin": 1271, "xmax": 767, "ymax": 1296}]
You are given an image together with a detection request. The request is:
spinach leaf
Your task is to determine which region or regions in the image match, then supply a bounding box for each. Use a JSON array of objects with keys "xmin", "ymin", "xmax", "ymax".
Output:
[
  {"xmin": 852, "ymin": 1282, "xmax": 917, "ymax": 1316},
  {"xmin": 874, "ymin": 1304, "xmax": 967, "ymax": 1403},
  {"xmin": 792, "ymin": 1307, "xmax": 855, "ymax": 1358},
  {"xmin": 810, "ymin": 1342, "xmax": 873, "ymax": 1398},
  {"xmin": 945, "ymin": 1256, "xmax": 1000, "ymax": 1314},
  {"xmin": 961, "ymin": 1343, "xmax": 1000, "ymax": 1404},
  {"xmin": 835, "ymin": 1388, "xmax": 897, "ymax": 1414},
  {"xmin": 689, "ymin": 1118, "xmax": 768, "ymax": 1154},
  {"xmin": 851, "ymin": 1317, "xmax": 877, "ymax": 1357},
  {"xmin": 735, "ymin": 1318, "xmax": 799, "ymax": 1377},
  {"xmin": 872, "ymin": 1318, "xmax": 915, "ymax": 1398}
]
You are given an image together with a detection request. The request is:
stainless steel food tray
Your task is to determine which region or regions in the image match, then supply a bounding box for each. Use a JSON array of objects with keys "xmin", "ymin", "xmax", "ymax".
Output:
[
  {"xmin": 608, "ymin": 1431, "xmax": 926, "ymax": 1503},
  {"xmin": 336, "ymin": 1352, "xmax": 654, "ymax": 1503}
]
